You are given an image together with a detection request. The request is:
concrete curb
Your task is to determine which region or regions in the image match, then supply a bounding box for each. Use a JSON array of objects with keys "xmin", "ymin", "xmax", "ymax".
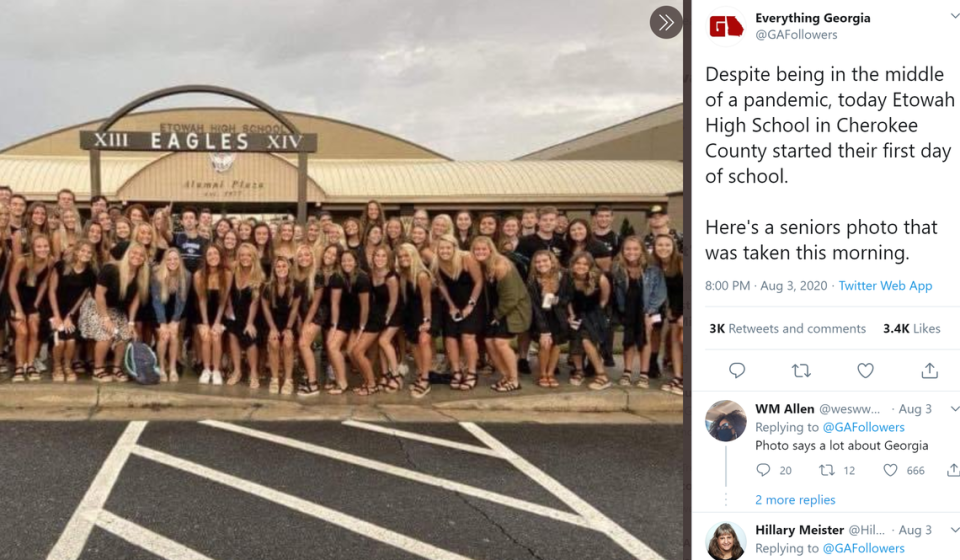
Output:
[{"xmin": 0, "ymin": 383, "xmax": 683, "ymax": 420}]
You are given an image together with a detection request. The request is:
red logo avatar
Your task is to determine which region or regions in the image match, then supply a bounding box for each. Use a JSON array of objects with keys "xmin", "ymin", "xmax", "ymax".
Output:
[{"xmin": 709, "ymin": 15, "xmax": 744, "ymax": 37}]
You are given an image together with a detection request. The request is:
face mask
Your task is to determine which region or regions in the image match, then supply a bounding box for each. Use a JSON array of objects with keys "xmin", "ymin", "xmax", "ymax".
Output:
[{"xmin": 716, "ymin": 426, "xmax": 735, "ymax": 441}]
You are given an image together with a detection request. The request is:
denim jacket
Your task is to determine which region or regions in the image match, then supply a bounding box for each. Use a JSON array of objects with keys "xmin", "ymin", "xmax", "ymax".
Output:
[
  {"xmin": 151, "ymin": 276, "xmax": 190, "ymax": 324},
  {"xmin": 610, "ymin": 262, "xmax": 666, "ymax": 317}
]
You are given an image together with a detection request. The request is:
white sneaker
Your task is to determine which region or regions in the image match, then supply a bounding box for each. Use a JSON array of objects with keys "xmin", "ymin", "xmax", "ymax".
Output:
[
  {"xmin": 169, "ymin": 367, "xmax": 179, "ymax": 383},
  {"xmin": 199, "ymin": 369, "xmax": 212, "ymax": 384},
  {"xmin": 325, "ymin": 365, "xmax": 335, "ymax": 381},
  {"xmin": 212, "ymin": 370, "xmax": 223, "ymax": 385},
  {"xmin": 398, "ymin": 363, "xmax": 409, "ymax": 375},
  {"xmin": 158, "ymin": 370, "xmax": 168, "ymax": 383},
  {"xmin": 34, "ymin": 357, "xmax": 47, "ymax": 373}
]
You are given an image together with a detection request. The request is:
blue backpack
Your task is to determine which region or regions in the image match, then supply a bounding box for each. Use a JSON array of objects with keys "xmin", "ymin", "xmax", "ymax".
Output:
[{"xmin": 124, "ymin": 341, "xmax": 160, "ymax": 385}]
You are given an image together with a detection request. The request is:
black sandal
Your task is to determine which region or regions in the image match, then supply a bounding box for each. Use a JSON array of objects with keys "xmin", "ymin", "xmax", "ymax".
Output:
[
  {"xmin": 383, "ymin": 371, "xmax": 404, "ymax": 393},
  {"xmin": 458, "ymin": 371, "xmax": 478, "ymax": 391},
  {"xmin": 297, "ymin": 380, "xmax": 320, "ymax": 397},
  {"xmin": 352, "ymin": 384, "xmax": 380, "ymax": 397},
  {"xmin": 71, "ymin": 360, "xmax": 87, "ymax": 375},
  {"xmin": 449, "ymin": 370, "xmax": 464, "ymax": 390},
  {"xmin": 26, "ymin": 365, "xmax": 40, "ymax": 382},
  {"xmin": 410, "ymin": 377, "xmax": 431, "ymax": 399},
  {"xmin": 492, "ymin": 379, "xmax": 521, "ymax": 392},
  {"xmin": 570, "ymin": 369, "xmax": 585, "ymax": 386},
  {"xmin": 110, "ymin": 365, "xmax": 127, "ymax": 383},
  {"xmin": 11, "ymin": 365, "xmax": 25, "ymax": 383},
  {"xmin": 92, "ymin": 366, "xmax": 112, "ymax": 383}
]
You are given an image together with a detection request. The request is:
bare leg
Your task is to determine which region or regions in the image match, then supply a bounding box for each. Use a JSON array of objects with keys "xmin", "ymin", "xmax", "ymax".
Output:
[
  {"xmin": 326, "ymin": 330, "xmax": 349, "ymax": 389},
  {"xmin": 298, "ymin": 323, "xmax": 320, "ymax": 384}
]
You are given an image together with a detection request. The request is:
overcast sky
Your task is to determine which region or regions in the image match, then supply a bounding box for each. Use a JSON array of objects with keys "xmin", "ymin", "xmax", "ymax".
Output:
[{"xmin": 0, "ymin": 0, "xmax": 681, "ymax": 160}]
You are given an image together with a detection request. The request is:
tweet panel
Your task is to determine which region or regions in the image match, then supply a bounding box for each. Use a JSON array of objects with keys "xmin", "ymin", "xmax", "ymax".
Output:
[{"xmin": 692, "ymin": 3, "xmax": 958, "ymax": 559}]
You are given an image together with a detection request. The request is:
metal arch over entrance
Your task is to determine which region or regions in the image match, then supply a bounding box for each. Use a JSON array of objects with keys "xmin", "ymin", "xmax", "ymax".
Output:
[{"xmin": 83, "ymin": 85, "xmax": 317, "ymax": 222}]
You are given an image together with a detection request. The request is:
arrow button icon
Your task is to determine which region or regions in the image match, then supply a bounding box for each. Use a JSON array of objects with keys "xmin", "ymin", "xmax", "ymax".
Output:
[{"xmin": 650, "ymin": 6, "xmax": 683, "ymax": 39}]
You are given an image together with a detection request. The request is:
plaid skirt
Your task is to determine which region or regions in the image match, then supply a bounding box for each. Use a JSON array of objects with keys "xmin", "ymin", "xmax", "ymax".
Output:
[{"xmin": 78, "ymin": 299, "xmax": 135, "ymax": 343}]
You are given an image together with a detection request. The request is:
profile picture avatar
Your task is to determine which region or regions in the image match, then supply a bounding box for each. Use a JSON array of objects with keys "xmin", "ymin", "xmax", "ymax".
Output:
[
  {"xmin": 707, "ymin": 7, "xmax": 745, "ymax": 46},
  {"xmin": 705, "ymin": 400, "xmax": 747, "ymax": 442},
  {"xmin": 705, "ymin": 522, "xmax": 746, "ymax": 559}
]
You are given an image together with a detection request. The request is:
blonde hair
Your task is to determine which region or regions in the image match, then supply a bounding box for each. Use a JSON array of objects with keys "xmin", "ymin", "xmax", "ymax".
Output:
[
  {"xmin": 431, "ymin": 234, "xmax": 464, "ymax": 280},
  {"xmin": 293, "ymin": 243, "xmax": 317, "ymax": 295},
  {"xmin": 55, "ymin": 206, "xmax": 81, "ymax": 255},
  {"xmin": 23, "ymin": 234, "xmax": 52, "ymax": 287},
  {"xmin": 154, "ymin": 248, "xmax": 188, "ymax": 304},
  {"xmin": 396, "ymin": 243, "xmax": 432, "ymax": 302},
  {"xmin": 63, "ymin": 239, "xmax": 97, "ymax": 275},
  {"xmin": 469, "ymin": 236, "xmax": 507, "ymax": 281},
  {"xmin": 118, "ymin": 242, "xmax": 151, "ymax": 304},
  {"xmin": 431, "ymin": 214, "xmax": 454, "ymax": 239},
  {"xmin": 616, "ymin": 235, "xmax": 648, "ymax": 273},
  {"xmin": 133, "ymin": 222, "xmax": 158, "ymax": 262},
  {"xmin": 234, "ymin": 242, "xmax": 264, "ymax": 289}
]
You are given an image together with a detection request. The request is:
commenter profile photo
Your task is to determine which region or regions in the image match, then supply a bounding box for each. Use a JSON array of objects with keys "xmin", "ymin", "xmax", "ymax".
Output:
[
  {"xmin": 705, "ymin": 400, "xmax": 747, "ymax": 442},
  {"xmin": 705, "ymin": 522, "xmax": 746, "ymax": 559}
]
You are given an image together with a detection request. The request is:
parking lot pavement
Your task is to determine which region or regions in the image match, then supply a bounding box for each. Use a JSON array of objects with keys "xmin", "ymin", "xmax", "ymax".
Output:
[{"xmin": 0, "ymin": 421, "xmax": 681, "ymax": 560}]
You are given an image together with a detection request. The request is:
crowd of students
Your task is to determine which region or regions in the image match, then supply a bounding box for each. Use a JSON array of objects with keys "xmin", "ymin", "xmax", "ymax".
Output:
[{"xmin": 0, "ymin": 186, "xmax": 684, "ymax": 398}]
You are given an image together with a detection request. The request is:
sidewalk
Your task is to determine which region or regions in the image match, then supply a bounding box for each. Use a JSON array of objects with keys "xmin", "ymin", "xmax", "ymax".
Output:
[{"xmin": 0, "ymin": 370, "xmax": 682, "ymax": 423}]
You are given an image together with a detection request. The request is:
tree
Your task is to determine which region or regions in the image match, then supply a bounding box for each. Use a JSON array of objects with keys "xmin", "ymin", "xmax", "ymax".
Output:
[{"xmin": 619, "ymin": 217, "xmax": 635, "ymax": 239}]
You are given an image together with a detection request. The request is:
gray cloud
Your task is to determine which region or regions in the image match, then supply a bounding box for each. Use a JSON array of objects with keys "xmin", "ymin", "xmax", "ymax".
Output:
[{"xmin": 0, "ymin": 0, "xmax": 682, "ymax": 159}]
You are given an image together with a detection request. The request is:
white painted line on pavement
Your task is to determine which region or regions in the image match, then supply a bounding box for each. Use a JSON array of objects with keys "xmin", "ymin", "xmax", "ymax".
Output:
[
  {"xmin": 93, "ymin": 510, "xmax": 217, "ymax": 560},
  {"xmin": 47, "ymin": 421, "xmax": 148, "ymax": 560},
  {"xmin": 199, "ymin": 420, "xmax": 588, "ymax": 528},
  {"xmin": 131, "ymin": 445, "xmax": 477, "ymax": 560},
  {"xmin": 461, "ymin": 422, "xmax": 666, "ymax": 560},
  {"xmin": 342, "ymin": 420, "xmax": 504, "ymax": 458}
]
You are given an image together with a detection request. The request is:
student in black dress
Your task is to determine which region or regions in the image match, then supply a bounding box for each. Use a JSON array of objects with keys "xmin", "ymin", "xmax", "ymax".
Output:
[
  {"xmin": 396, "ymin": 243, "xmax": 437, "ymax": 398},
  {"xmin": 12, "ymin": 201, "xmax": 48, "ymax": 261},
  {"xmin": 293, "ymin": 244, "xmax": 323, "ymax": 397},
  {"xmin": 261, "ymin": 256, "xmax": 301, "ymax": 395},
  {"xmin": 454, "ymin": 210, "xmax": 474, "ymax": 251},
  {"xmin": 654, "ymin": 233, "xmax": 684, "ymax": 395},
  {"xmin": 252, "ymin": 222, "xmax": 274, "ymax": 280},
  {"xmin": 343, "ymin": 217, "xmax": 363, "ymax": 266},
  {"xmin": 471, "ymin": 236, "xmax": 531, "ymax": 392},
  {"xmin": 134, "ymin": 222, "xmax": 163, "ymax": 344},
  {"xmin": 51, "ymin": 206, "xmax": 82, "ymax": 262},
  {"xmin": 610, "ymin": 236, "xmax": 666, "ymax": 388},
  {"xmin": 82, "ymin": 221, "xmax": 109, "ymax": 269},
  {"xmin": 316, "ymin": 244, "xmax": 346, "ymax": 395},
  {"xmin": 369, "ymin": 246, "xmax": 403, "ymax": 392},
  {"xmin": 332, "ymin": 250, "xmax": 375, "ymax": 395},
  {"xmin": 225, "ymin": 242, "xmax": 264, "ymax": 388},
  {"xmin": 195, "ymin": 244, "xmax": 231, "ymax": 386},
  {"xmin": 8, "ymin": 234, "xmax": 53, "ymax": 382},
  {"xmin": 432, "ymin": 234, "xmax": 485, "ymax": 391},
  {"xmin": 108, "ymin": 217, "xmax": 133, "ymax": 260},
  {"xmin": 47, "ymin": 240, "xmax": 96, "ymax": 383},
  {"xmin": 527, "ymin": 250, "xmax": 573, "ymax": 389},
  {"xmin": 0, "ymin": 203, "xmax": 13, "ymax": 374},
  {"xmin": 149, "ymin": 249, "xmax": 188, "ymax": 383},
  {"xmin": 385, "ymin": 217, "xmax": 406, "ymax": 250},
  {"xmin": 567, "ymin": 252, "xmax": 612, "ymax": 391},
  {"xmin": 362, "ymin": 224, "xmax": 385, "ymax": 273},
  {"xmin": 359, "ymin": 199, "xmax": 386, "ymax": 235},
  {"xmin": 79, "ymin": 242, "xmax": 150, "ymax": 383}
]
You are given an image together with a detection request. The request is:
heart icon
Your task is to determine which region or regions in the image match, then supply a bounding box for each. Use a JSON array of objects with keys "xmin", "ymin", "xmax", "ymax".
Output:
[
  {"xmin": 884, "ymin": 464, "xmax": 898, "ymax": 476},
  {"xmin": 858, "ymin": 363, "xmax": 874, "ymax": 378}
]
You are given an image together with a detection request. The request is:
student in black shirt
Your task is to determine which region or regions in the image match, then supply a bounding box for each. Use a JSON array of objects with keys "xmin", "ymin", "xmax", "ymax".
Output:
[
  {"xmin": 565, "ymin": 219, "xmax": 612, "ymax": 271},
  {"xmin": 642, "ymin": 205, "xmax": 684, "ymax": 254},
  {"xmin": 79, "ymin": 242, "xmax": 150, "ymax": 383},
  {"xmin": 514, "ymin": 206, "xmax": 567, "ymax": 374},
  {"xmin": 591, "ymin": 205, "xmax": 621, "ymax": 256},
  {"xmin": 47, "ymin": 240, "xmax": 97, "ymax": 382},
  {"xmin": 173, "ymin": 207, "xmax": 207, "ymax": 274}
]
